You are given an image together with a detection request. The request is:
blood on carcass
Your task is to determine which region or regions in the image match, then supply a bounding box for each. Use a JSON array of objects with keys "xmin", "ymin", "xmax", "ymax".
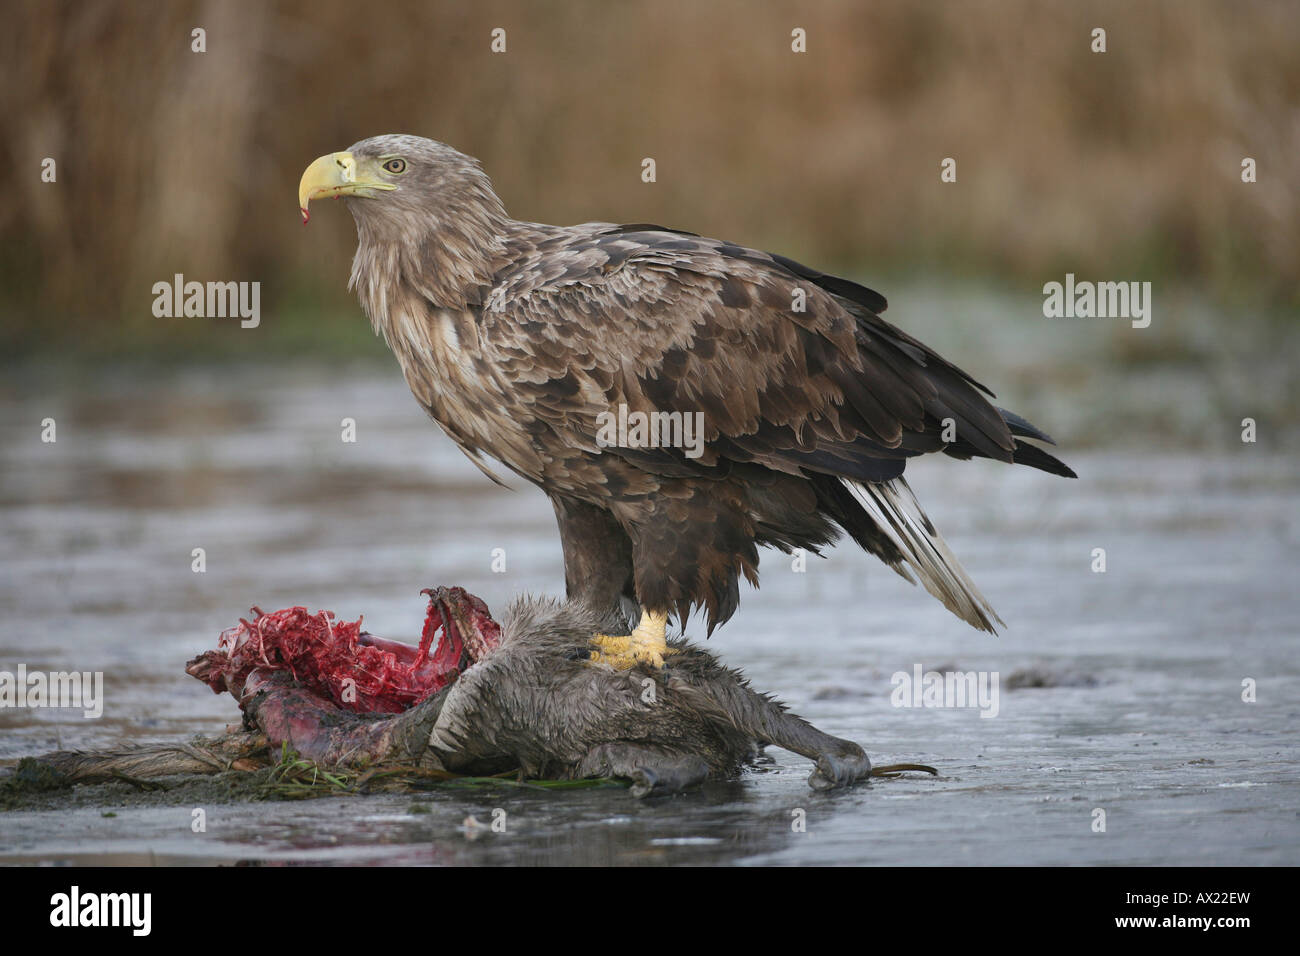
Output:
[{"xmin": 192, "ymin": 590, "xmax": 489, "ymax": 713}]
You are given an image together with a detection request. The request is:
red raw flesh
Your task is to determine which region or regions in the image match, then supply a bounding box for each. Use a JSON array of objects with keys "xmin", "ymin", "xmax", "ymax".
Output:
[{"xmin": 191, "ymin": 589, "xmax": 497, "ymax": 714}]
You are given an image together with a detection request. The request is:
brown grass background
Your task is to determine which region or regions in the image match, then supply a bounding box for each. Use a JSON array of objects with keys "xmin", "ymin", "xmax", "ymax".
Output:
[{"xmin": 2, "ymin": 0, "xmax": 1296, "ymax": 355}]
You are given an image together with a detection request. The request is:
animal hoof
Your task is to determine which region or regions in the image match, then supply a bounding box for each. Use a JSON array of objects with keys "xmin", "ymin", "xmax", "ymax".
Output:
[
  {"xmin": 808, "ymin": 747, "xmax": 872, "ymax": 791},
  {"xmin": 629, "ymin": 767, "xmax": 659, "ymax": 799},
  {"xmin": 628, "ymin": 755, "xmax": 710, "ymax": 797}
]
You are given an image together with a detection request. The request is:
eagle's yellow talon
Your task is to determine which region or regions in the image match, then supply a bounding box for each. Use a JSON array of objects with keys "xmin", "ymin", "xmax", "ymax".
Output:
[
  {"xmin": 591, "ymin": 633, "xmax": 635, "ymax": 652},
  {"xmin": 588, "ymin": 611, "xmax": 674, "ymax": 670}
]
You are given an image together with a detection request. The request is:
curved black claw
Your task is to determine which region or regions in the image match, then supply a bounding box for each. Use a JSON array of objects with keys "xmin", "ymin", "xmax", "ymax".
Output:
[
  {"xmin": 808, "ymin": 745, "xmax": 872, "ymax": 791},
  {"xmin": 870, "ymin": 762, "xmax": 939, "ymax": 778}
]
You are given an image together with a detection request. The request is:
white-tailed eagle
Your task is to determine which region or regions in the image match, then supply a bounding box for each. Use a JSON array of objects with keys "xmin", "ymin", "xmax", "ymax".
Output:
[{"xmin": 299, "ymin": 135, "xmax": 1075, "ymax": 668}]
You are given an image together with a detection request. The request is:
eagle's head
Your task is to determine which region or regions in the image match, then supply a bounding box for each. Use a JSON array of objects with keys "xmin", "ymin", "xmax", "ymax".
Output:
[
  {"xmin": 298, "ymin": 134, "xmax": 506, "ymax": 238},
  {"xmin": 298, "ymin": 134, "xmax": 509, "ymax": 309}
]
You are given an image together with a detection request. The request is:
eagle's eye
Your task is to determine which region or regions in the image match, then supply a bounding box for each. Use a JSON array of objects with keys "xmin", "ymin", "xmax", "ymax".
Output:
[{"xmin": 382, "ymin": 158, "xmax": 407, "ymax": 174}]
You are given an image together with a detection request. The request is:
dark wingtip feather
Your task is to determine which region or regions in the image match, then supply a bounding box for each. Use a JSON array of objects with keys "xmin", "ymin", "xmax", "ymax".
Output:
[
  {"xmin": 1011, "ymin": 441, "xmax": 1077, "ymax": 479},
  {"xmin": 605, "ymin": 222, "xmax": 701, "ymax": 238},
  {"xmin": 765, "ymin": 252, "xmax": 889, "ymax": 315},
  {"xmin": 997, "ymin": 407, "xmax": 1058, "ymax": 445}
]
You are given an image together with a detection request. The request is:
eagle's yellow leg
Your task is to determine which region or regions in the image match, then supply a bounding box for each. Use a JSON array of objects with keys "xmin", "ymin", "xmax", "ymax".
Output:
[{"xmin": 589, "ymin": 610, "xmax": 677, "ymax": 669}]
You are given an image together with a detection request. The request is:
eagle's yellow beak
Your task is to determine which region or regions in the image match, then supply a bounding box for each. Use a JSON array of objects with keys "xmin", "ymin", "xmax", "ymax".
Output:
[{"xmin": 298, "ymin": 151, "xmax": 395, "ymax": 224}]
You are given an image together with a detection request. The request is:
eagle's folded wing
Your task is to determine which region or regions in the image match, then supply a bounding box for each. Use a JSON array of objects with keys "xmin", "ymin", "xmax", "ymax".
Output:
[{"xmin": 478, "ymin": 227, "xmax": 1025, "ymax": 485}]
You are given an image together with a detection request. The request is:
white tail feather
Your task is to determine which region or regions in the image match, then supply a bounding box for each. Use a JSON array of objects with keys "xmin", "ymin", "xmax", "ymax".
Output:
[{"xmin": 850, "ymin": 478, "xmax": 1004, "ymax": 634}]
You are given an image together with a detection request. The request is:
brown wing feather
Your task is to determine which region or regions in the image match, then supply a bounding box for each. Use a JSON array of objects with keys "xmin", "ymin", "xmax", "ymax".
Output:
[{"xmin": 479, "ymin": 227, "xmax": 1015, "ymax": 481}]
